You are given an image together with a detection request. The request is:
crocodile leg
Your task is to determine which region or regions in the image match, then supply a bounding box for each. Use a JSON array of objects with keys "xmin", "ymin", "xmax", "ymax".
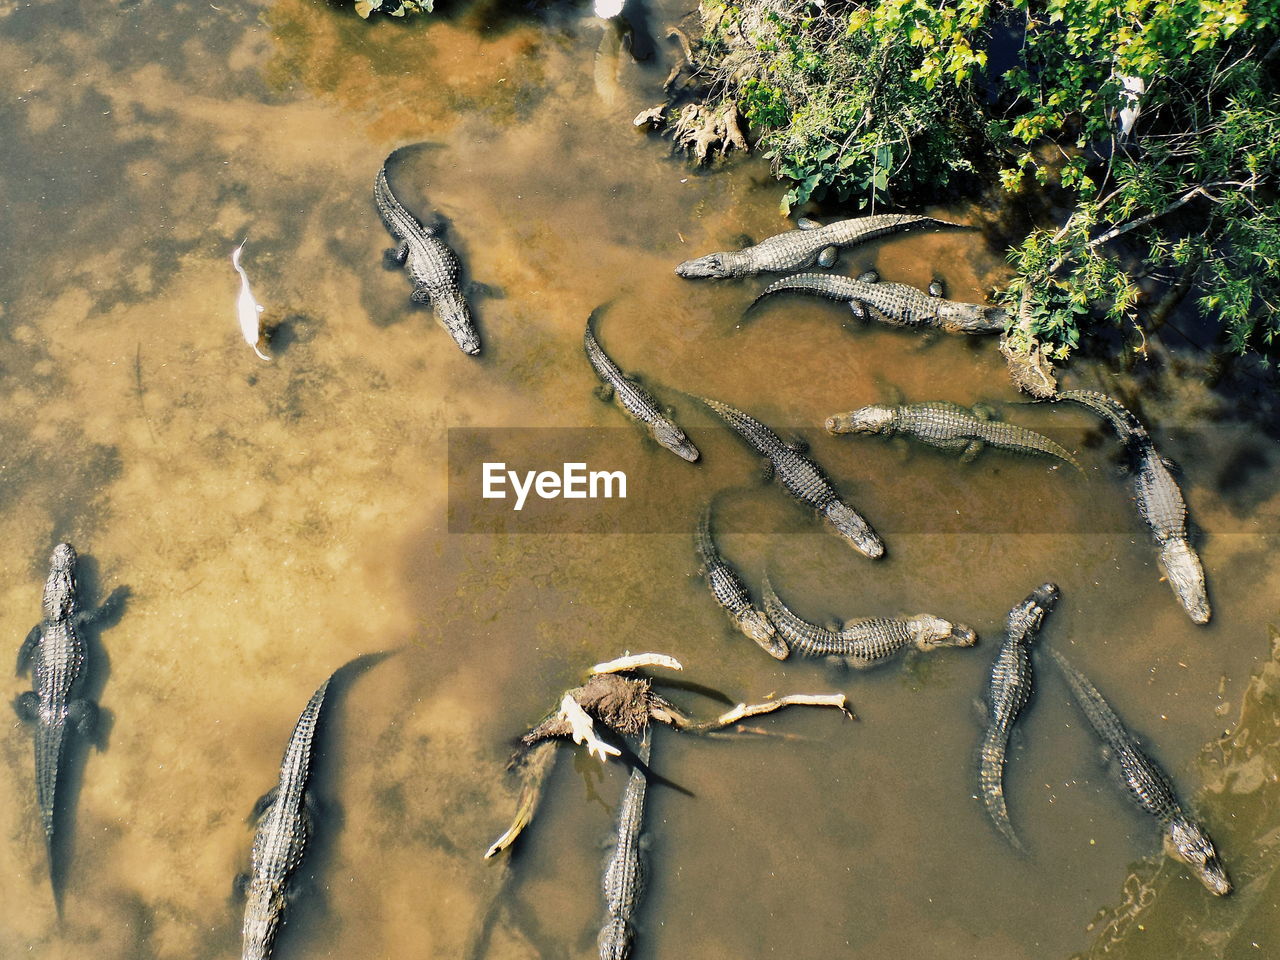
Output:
[
  {"xmin": 77, "ymin": 585, "xmax": 131, "ymax": 628},
  {"xmin": 13, "ymin": 690, "xmax": 39, "ymax": 722},
  {"xmin": 796, "ymin": 218, "xmax": 822, "ymax": 230},
  {"xmin": 817, "ymin": 246, "xmax": 838, "ymax": 268},
  {"xmin": 849, "ymin": 273, "xmax": 878, "ymax": 322},
  {"xmin": 383, "ymin": 241, "xmax": 410, "ymax": 268},
  {"xmin": 16, "ymin": 624, "xmax": 40, "ymax": 675},
  {"xmin": 410, "ymin": 288, "xmax": 433, "ymax": 304},
  {"xmin": 67, "ymin": 699, "xmax": 97, "ymax": 739},
  {"xmin": 959, "ymin": 439, "xmax": 984, "ymax": 463},
  {"xmin": 594, "ymin": 383, "xmax": 615, "ymax": 402},
  {"xmin": 249, "ymin": 785, "xmax": 280, "ymax": 823}
]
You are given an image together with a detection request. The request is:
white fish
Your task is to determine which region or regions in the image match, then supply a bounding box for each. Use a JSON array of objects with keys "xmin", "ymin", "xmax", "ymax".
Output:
[
  {"xmin": 559, "ymin": 694, "xmax": 621, "ymax": 762},
  {"xmin": 231, "ymin": 239, "xmax": 270, "ymax": 361}
]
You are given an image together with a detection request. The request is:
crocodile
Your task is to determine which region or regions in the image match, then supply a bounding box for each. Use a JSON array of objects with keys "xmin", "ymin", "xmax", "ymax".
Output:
[
  {"xmin": 374, "ymin": 161, "xmax": 480, "ymax": 356},
  {"xmin": 701, "ymin": 396, "xmax": 884, "ymax": 558},
  {"xmin": 697, "ymin": 503, "xmax": 786, "ymax": 659},
  {"xmin": 826, "ymin": 400, "xmax": 1080, "ymax": 470},
  {"xmin": 14, "ymin": 544, "xmax": 106, "ymax": 890},
  {"xmin": 978, "ymin": 583, "xmax": 1059, "ymax": 850},
  {"xmin": 1056, "ymin": 390, "xmax": 1209, "ymax": 624},
  {"xmin": 597, "ymin": 727, "xmax": 653, "ymax": 960},
  {"xmin": 241, "ymin": 674, "xmax": 333, "ymax": 960},
  {"xmin": 675, "ymin": 213, "xmax": 962, "ymax": 279},
  {"xmin": 751, "ymin": 273, "xmax": 1007, "ymax": 334},
  {"xmin": 761, "ymin": 575, "xmax": 975, "ymax": 667},
  {"xmin": 586, "ymin": 309, "xmax": 698, "ymax": 461},
  {"xmin": 1048, "ymin": 649, "xmax": 1231, "ymax": 895}
]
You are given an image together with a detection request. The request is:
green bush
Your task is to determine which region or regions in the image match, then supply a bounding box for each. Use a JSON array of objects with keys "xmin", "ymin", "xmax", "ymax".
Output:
[
  {"xmin": 692, "ymin": 0, "xmax": 1280, "ymax": 362},
  {"xmin": 354, "ymin": 0, "xmax": 433, "ymax": 17},
  {"xmin": 699, "ymin": 1, "xmax": 983, "ymax": 212}
]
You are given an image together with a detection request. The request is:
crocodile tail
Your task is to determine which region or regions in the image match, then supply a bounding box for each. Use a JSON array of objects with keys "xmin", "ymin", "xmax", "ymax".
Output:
[
  {"xmin": 994, "ymin": 423, "xmax": 1082, "ymax": 472},
  {"xmin": 1044, "ymin": 648, "xmax": 1127, "ymax": 745},
  {"xmin": 978, "ymin": 726, "xmax": 1025, "ymax": 851},
  {"xmin": 1159, "ymin": 538, "xmax": 1211, "ymax": 624},
  {"xmin": 759, "ymin": 574, "xmax": 808, "ymax": 645},
  {"xmin": 584, "ymin": 304, "xmax": 608, "ymax": 351},
  {"xmin": 700, "ymin": 396, "xmax": 750, "ymax": 434},
  {"xmin": 749, "ymin": 273, "xmax": 854, "ymax": 311},
  {"xmin": 695, "ymin": 501, "xmax": 717, "ymax": 568},
  {"xmin": 1055, "ymin": 390, "xmax": 1146, "ymax": 441},
  {"xmin": 1039, "ymin": 434, "xmax": 1083, "ymax": 473}
]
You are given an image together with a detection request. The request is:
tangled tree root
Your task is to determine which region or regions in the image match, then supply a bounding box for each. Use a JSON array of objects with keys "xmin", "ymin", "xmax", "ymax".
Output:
[
  {"xmin": 1000, "ymin": 286, "xmax": 1059, "ymax": 398},
  {"xmin": 1000, "ymin": 335, "xmax": 1059, "ymax": 398},
  {"xmin": 635, "ymin": 101, "xmax": 748, "ymax": 163},
  {"xmin": 484, "ymin": 653, "xmax": 849, "ymax": 857}
]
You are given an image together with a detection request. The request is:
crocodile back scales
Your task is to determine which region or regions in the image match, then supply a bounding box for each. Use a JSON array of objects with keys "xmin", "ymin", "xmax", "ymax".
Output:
[
  {"xmin": 1058, "ymin": 391, "xmax": 1207, "ymax": 621},
  {"xmin": 1056, "ymin": 390, "xmax": 1146, "ymax": 439},
  {"xmin": 1048, "ymin": 650, "xmax": 1183, "ymax": 822},
  {"xmin": 678, "ymin": 214, "xmax": 961, "ymax": 277},
  {"xmin": 978, "ymin": 585, "xmax": 1056, "ymax": 848},
  {"xmin": 585, "ymin": 322, "xmax": 666, "ymax": 426},
  {"xmin": 743, "ymin": 214, "xmax": 957, "ymax": 274},
  {"xmin": 30, "ymin": 546, "xmax": 86, "ymax": 854},
  {"xmin": 1056, "ymin": 393, "xmax": 1183, "ymax": 535},
  {"xmin": 697, "ymin": 507, "xmax": 753, "ymax": 619},
  {"xmin": 242, "ymin": 676, "xmax": 331, "ymax": 960},
  {"xmin": 375, "ymin": 164, "xmax": 477, "ymax": 354},
  {"xmin": 1132, "ymin": 448, "xmax": 1189, "ymax": 541},
  {"xmin": 753, "ymin": 274, "xmax": 1006, "ymax": 332},
  {"xmin": 762, "ymin": 577, "xmax": 914, "ymax": 663},
  {"xmin": 598, "ymin": 729, "xmax": 652, "ymax": 960},
  {"xmin": 32, "ymin": 619, "xmax": 82, "ymax": 847},
  {"xmin": 702, "ymin": 398, "xmax": 837, "ymax": 507},
  {"xmin": 895, "ymin": 402, "xmax": 1079, "ymax": 467}
]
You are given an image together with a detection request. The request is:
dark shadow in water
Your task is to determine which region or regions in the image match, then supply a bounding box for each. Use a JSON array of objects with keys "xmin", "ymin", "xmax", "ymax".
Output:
[
  {"xmin": 619, "ymin": 1, "xmax": 658, "ymax": 63},
  {"xmin": 267, "ymin": 313, "xmax": 324, "ymax": 356},
  {"xmin": 1214, "ymin": 443, "xmax": 1275, "ymax": 515},
  {"xmin": 32, "ymin": 550, "xmax": 131, "ymax": 917},
  {"xmin": 651, "ymin": 676, "xmax": 734, "ymax": 706},
  {"xmin": 614, "ymin": 734, "xmax": 692, "ymax": 798}
]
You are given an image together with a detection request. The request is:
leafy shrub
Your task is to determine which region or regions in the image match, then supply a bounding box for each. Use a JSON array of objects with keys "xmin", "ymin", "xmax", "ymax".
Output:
[
  {"xmin": 691, "ymin": 0, "xmax": 1280, "ymax": 362},
  {"xmin": 354, "ymin": 0, "xmax": 433, "ymax": 17}
]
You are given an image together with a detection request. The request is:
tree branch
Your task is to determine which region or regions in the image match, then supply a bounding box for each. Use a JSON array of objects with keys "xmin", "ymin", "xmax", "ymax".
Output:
[{"xmin": 1086, "ymin": 185, "xmax": 1212, "ymax": 250}]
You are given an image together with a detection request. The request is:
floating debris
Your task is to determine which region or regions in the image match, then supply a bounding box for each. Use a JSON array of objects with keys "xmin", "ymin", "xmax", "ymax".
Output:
[{"xmin": 484, "ymin": 653, "xmax": 851, "ymax": 856}]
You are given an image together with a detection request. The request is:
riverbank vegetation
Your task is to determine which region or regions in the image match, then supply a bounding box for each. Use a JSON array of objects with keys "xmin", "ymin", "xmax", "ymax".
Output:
[
  {"xmin": 354, "ymin": 0, "xmax": 432, "ymax": 17},
  {"xmin": 660, "ymin": 0, "xmax": 1280, "ymax": 382}
]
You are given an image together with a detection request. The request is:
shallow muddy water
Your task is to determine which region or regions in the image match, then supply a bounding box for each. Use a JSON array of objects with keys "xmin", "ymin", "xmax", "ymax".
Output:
[{"xmin": 1, "ymin": 1, "xmax": 1278, "ymax": 959}]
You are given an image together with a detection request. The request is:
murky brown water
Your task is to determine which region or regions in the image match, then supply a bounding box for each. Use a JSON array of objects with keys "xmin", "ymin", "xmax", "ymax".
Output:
[{"xmin": 1, "ymin": 1, "xmax": 1278, "ymax": 958}]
